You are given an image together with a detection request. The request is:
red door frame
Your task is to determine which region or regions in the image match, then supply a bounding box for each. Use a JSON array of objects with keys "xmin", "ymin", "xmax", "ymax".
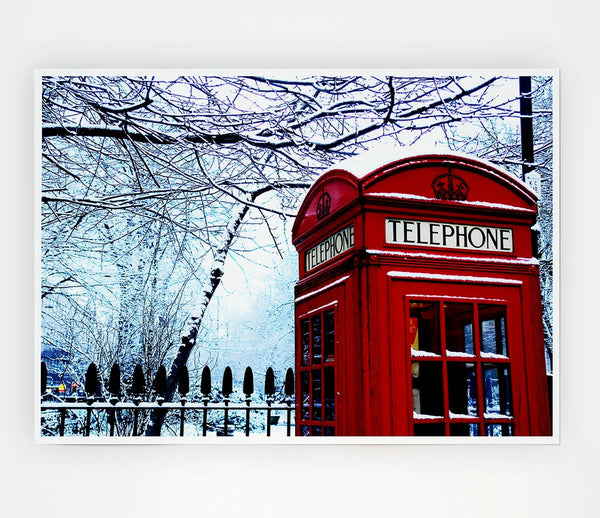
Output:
[
  {"xmin": 388, "ymin": 275, "xmax": 532, "ymax": 436},
  {"xmin": 295, "ymin": 280, "xmax": 348, "ymax": 436}
]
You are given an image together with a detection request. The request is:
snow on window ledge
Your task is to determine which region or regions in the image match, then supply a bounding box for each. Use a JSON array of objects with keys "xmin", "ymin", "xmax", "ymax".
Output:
[
  {"xmin": 411, "ymin": 349, "xmax": 441, "ymax": 358},
  {"xmin": 449, "ymin": 412, "xmax": 478, "ymax": 420},
  {"xmin": 483, "ymin": 413, "xmax": 513, "ymax": 420},
  {"xmin": 413, "ymin": 412, "xmax": 444, "ymax": 420},
  {"xmin": 479, "ymin": 352, "xmax": 509, "ymax": 360},
  {"xmin": 446, "ymin": 350, "xmax": 475, "ymax": 358}
]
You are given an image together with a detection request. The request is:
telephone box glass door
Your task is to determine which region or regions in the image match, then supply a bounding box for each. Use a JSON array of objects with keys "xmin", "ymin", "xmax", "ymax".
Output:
[
  {"xmin": 408, "ymin": 295, "xmax": 518, "ymax": 437},
  {"xmin": 298, "ymin": 305, "xmax": 337, "ymax": 436}
]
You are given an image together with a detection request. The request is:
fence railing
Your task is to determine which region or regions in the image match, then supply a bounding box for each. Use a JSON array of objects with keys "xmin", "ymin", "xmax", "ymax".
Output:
[{"xmin": 40, "ymin": 361, "xmax": 295, "ymax": 438}]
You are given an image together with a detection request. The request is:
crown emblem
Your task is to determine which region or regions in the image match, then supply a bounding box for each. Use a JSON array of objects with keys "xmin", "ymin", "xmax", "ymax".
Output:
[
  {"xmin": 432, "ymin": 168, "xmax": 469, "ymax": 201},
  {"xmin": 316, "ymin": 191, "xmax": 331, "ymax": 220}
]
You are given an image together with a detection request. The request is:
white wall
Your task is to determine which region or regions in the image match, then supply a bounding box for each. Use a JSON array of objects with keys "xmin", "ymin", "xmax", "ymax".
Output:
[{"xmin": 1, "ymin": 2, "xmax": 597, "ymax": 517}]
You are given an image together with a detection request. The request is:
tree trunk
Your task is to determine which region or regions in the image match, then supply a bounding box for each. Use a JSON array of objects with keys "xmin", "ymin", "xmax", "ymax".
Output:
[{"xmin": 145, "ymin": 200, "xmax": 251, "ymax": 435}]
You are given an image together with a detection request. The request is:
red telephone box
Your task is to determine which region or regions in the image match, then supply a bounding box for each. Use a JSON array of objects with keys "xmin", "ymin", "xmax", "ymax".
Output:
[{"xmin": 292, "ymin": 150, "xmax": 551, "ymax": 437}]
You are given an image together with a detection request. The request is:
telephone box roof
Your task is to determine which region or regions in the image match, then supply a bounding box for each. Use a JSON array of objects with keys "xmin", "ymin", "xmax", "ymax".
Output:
[{"xmin": 293, "ymin": 145, "xmax": 538, "ymax": 241}]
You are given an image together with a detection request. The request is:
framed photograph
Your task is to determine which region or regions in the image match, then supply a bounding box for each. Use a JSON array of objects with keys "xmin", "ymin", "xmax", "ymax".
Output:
[{"xmin": 37, "ymin": 71, "xmax": 557, "ymax": 443}]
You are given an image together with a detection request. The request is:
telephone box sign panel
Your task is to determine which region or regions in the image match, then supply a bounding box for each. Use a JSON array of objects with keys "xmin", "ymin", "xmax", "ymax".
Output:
[
  {"xmin": 385, "ymin": 218, "xmax": 514, "ymax": 253},
  {"xmin": 305, "ymin": 224, "xmax": 354, "ymax": 272}
]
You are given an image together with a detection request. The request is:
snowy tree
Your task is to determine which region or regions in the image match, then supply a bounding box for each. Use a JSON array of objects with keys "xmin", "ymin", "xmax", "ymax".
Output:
[{"xmin": 40, "ymin": 74, "xmax": 555, "ymax": 434}]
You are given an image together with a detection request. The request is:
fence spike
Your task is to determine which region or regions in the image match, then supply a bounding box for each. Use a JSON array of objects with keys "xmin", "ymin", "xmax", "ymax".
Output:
[
  {"xmin": 154, "ymin": 365, "xmax": 167, "ymax": 398},
  {"xmin": 200, "ymin": 366, "xmax": 212, "ymax": 396},
  {"xmin": 222, "ymin": 366, "xmax": 233, "ymax": 397},
  {"xmin": 108, "ymin": 363, "xmax": 121, "ymax": 397},
  {"xmin": 131, "ymin": 364, "xmax": 145, "ymax": 396},
  {"xmin": 243, "ymin": 366, "xmax": 254, "ymax": 396},
  {"xmin": 41, "ymin": 361, "xmax": 47, "ymax": 394},
  {"xmin": 178, "ymin": 365, "xmax": 189, "ymax": 397},
  {"xmin": 265, "ymin": 367, "xmax": 275, "ymax": 396},
  {"xmin": 85, "ymin": 362, "xmax": 99, "ymax": 397},
  {"xmin": 284, "ymin": 368, "xmax": 295, "ymax": 397}
]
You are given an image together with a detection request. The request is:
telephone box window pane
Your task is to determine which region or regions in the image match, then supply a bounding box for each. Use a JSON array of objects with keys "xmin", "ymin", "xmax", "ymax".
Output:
[
  {"xmin": 323, "ymin": 309, "xmax": 335, "ymax": 362},
  {"xmin": 413, "ymin": 423, "xmax": 445, "ymax": 436},
  {"xmin": 445, "ymin": 303, "xmax": 474, "ymax": 354},
  {"xmin": 409, "ymin": 301, "xmax": 441, "ymax": 354},
  {"xmin": 312, "ymin": 370, "xmax": 322, "ymax": 420},
  {"xmin": 485, "ymin": 424, "xmax": 513, "ymax": 437},
  {"xmin": 300, "ymin": 425, "xmax": 310, "ymax": 436},
  {"xmin": 311, "ymin": 314, "xmax": 322, "ymax": 364},
  {"xmin": 300, "ymin": 371, "xmax": 310, "ymax": 420},
  {"xmin": 450, "ymin": 423, "xmax": 480, "ymax": 436},
  {"xmin": 300, "ymin": 319, "xmax": 310, "ymax": 367},
  {"xmin": 324, "ymin": 426, "xmax": 335, "ymax": 436},
  {"xmin": 412, "ymin": 362, "xmax": 444, "ymax": 417},
  {"xmin": 311, "ymin": 426, "xmax": 322, "ymax": 436},
  {"xmin": 483, "ymin": 365, "xmax": 512, "ymax": 417},
  {"xmin": 447, "ymin": 363, "xmax": 478, "ymax": 417},
  {"xmin": 480, "ymin": 305, "xmax": 508, "ymax": 356},
  {"xmin": 324, "ymin": 367, "xmax": 335, "ymax": 421},
  {"xmin": 463, "ymin": 324, "xmax": 474, "ymax": 355}
]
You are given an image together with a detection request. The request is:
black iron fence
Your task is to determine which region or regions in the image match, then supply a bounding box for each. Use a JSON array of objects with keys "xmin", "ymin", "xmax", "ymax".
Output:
[{"xmin": 40, "ymin": 361, "xmax": 295, "ymax": 438}]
